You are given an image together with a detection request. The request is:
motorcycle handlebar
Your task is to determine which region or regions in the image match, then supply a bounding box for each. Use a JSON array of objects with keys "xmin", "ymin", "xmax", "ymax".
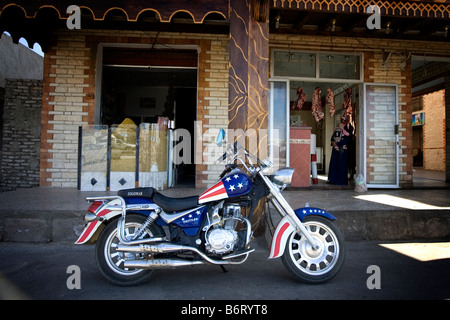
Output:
[{"xmin": 215, "ymin": 140, "xmax": 267, "ymax": 172}]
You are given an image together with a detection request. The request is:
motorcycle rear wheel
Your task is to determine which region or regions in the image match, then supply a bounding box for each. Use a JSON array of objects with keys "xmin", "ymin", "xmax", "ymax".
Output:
[
  {"xmin": 281, "ymin": 216, "xmax": 345, "ymax": 284},
  {"xmin": 96, "ymin": 214, "xmax": 165, "ymax": 286}
]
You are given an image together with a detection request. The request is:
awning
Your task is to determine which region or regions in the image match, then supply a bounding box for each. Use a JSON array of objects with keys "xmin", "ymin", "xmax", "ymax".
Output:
[
  {"xmin": 0, "ymin": 0, "xmax": 228, "ymax": 23},
  {"xmin": 0, "ymin": 0, "xmax": 229, "ymax": 51},
  {"xmin": 269, "ymin": 0, "xmax": 450, "ymax": 41}
]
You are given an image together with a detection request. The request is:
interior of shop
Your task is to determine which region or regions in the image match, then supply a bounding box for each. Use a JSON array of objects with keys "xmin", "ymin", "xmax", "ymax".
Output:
[
  {"xmin": 101, "ymin": 65, "xmax": 197, "ymax": 187},
  {"xmin": 288, "ymin": 81, "xmax": 358, "ymax": 182},
  {"xmin": 273, "ymin": 51, "xmax": 449, "ymax": 189},
  {"xmin": 270, "ymin": 50, "xmax": 361, "ymax": 188}
]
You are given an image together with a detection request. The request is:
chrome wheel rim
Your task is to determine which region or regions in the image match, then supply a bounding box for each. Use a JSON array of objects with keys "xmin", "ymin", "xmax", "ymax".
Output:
[
  {"xmin": 287, "ymin": 221, "xmax": 340, "ymax": 276},
  {"xmin": 104, "ymin": 222, "xmax": 150, "ymax": 276}
]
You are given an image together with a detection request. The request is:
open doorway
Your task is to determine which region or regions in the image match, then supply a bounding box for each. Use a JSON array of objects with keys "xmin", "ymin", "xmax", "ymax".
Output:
[
  {"xmin": 411, "ymin": 57, "xmax": 449, "ymax": 187},
  {"xmin": 288, "ymin": 81, "xmax": 359, "ymax": 182},
  {"xmin": 100, "ymin": 47, "xmax": 198, "ymax": 187},
  {"xmin": 269, "ymin": 50, "xmax": 362, "ymax": 188}
]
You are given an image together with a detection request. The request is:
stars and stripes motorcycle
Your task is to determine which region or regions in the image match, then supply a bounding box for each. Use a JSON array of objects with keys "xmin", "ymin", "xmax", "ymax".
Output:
[{"xmin": 75, "ymin": 129, "xmax": 345, "ymax": 286}]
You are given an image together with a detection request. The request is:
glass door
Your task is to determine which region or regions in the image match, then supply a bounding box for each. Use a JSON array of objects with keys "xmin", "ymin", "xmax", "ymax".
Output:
[
  {"xmin": 363, "ymin": 83, "xmax": 399, "ymax": 188},
  {"xmin": 269, "ymin": 80, "xmax": 289, "ymax": 169}
]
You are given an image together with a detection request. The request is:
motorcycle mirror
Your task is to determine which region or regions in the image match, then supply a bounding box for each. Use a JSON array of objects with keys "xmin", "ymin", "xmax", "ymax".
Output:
[{"xmin": 216, "ymin": 129, "xmax": 226, "ymax": 147}]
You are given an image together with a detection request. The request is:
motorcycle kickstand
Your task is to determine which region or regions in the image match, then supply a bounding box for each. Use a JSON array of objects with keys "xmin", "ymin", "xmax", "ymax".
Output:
[{"xmin": 219, "ymin": 265, "xmax": 228, "ymax": 273}]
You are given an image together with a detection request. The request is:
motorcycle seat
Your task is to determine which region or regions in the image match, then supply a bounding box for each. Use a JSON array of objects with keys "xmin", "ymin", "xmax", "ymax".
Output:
[
  {"xmin": 118, "ymin": 187, "xmax": 199, "ymax": 213},
  {"xmin": 153, "ymin": 192, "xmax": 199, "ymax": 213},
  {"xmin": 118, "ymin": 187, "xmax": 156, "ymax": 199}
]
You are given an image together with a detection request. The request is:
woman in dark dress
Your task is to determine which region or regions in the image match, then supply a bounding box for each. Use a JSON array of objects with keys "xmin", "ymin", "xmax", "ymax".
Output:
[{"xmin": 328, "ymin": 117, "xmax": 350, "ymax": 185}]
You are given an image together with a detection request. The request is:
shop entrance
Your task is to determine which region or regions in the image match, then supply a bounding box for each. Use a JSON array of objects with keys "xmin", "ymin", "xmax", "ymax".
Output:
[
  {"xmin": 269, "ymin": 80, "xmax": 360, "ymax": 187},
  {"xmin": 269, "ymin": 50, "xmax": 362, "ymax": 188},
  {"xmin": 98, "ymin": 46, "xmax": 197, "ymax": 188},
  {"xmin": 411, "ymin": 57, "xmax": 449, "ymax": 187}
]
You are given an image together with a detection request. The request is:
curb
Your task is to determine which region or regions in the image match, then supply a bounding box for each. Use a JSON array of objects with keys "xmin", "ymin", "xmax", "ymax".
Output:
[
  {"xmin": 1, "ymin": 208, "xmax": 449, "ymax": 244},
  {"xmin": 0, "ymin": 210, "xmax": 85, "ymax": 243}
]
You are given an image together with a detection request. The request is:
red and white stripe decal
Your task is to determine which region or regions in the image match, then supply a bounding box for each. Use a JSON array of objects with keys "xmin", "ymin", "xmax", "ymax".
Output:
[
  {"xmin": 268, "ymin": 218, "xmax": 294, "ymax": 259},
  {"xmin": 75, "ymin": 209, "xmax": 110, "ymax": 244},
  {"xmin": 198, "ymin": 180, "xmax": 229, "ymax": 204}
]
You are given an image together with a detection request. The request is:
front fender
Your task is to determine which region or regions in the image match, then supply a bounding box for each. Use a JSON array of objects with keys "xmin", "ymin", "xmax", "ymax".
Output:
[
  {"xmin": 268, "ymin": 207, "xmax": 336, "ymax": 259},
  {"xmin": 268, "ymin": 215, "xmax": 296, "ymax": 259},
  {"xmin": 294, "ymin": 207, "xmax": 336, "ymax": 221}
]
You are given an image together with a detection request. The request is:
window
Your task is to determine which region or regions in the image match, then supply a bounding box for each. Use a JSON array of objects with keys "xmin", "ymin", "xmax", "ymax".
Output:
[
  {"xmin": 273, "ymin": 51, "xmax": 316, "ymax": 78},
  {"xmin": 319, "ymin": 54, "xmax": 360, "ymax": 80}
]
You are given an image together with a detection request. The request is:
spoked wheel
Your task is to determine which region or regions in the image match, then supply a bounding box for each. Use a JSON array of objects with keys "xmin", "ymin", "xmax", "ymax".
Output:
[
  {"xmin": 281, "ymin": 216, "xmax": 345, "ymax": 284},
  {"xmin": 96, "ymin": 214, "xmax": 164, "ymax": 286}
]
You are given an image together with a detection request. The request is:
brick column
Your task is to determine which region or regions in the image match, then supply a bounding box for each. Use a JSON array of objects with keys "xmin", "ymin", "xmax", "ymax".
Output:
[{"xmin": 445, "ymin": 73, "xmax": 450, "ymax": 182}]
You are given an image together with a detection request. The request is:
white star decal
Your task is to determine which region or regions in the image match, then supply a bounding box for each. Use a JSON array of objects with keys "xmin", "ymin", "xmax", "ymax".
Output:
[
  {"xmin": 196, "ymin": 210, "xmax": 201, "ymax": 215},
  {"xmin": 229, "ymin": 185, "xmax": 235, "ymax": 191},
  {"xmin": 237, "ymin": 183, "xmax": 243, "ymax": 189},
  {"xmin": 188, "ymin": 214, "xmax": 192, "ymax": 218},
  {"xmin": 233, "ymin": 174, "xmax": 239, "ymax": 179},
  {"xmin": 225, "ymin": 177, "xmax": 231, "ymax": 182}
]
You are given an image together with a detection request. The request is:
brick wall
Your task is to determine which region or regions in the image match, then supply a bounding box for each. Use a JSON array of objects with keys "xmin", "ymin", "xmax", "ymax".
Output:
[
  {"xmin": 422, "ymin": 90, "xmax": 445, "ymax": 171},
  {"xmin": 40, "ymin": 34, "xmax": 90, "ymax": 187},
  {"xmin": 40, "ymin": 30, "xmax": 450, "ymax": 188},
  {"xmin": 197, "ymin": 37, "xmax": 229, "ymax": 187},
  {"xmin": 1, "ymin": 79, "xmax": 42, "ymax": 191},
  {"xmin": 40, "ymin": 29, "xmax": 229, "ymax": 188},
  {"xmin": 446, "ymin": 75, "xmax": 450, "ymax": 182}
]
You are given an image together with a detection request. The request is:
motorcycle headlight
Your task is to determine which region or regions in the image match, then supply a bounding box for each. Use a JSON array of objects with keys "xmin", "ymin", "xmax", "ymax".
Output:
[{"xmin": 271, "ymin": 168, "xmax": 295, "ymax": 187}]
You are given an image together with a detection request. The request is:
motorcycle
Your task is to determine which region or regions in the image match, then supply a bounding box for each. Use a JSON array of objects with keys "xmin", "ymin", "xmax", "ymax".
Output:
[{"xmin": 75, "ymin": 129, "xmax": 345, "ymax": 286}]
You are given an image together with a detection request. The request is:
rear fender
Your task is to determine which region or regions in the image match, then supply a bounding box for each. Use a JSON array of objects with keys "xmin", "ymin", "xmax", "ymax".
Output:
[
  {"xmin": 268, "ymin": 207, "xmax": 336, "ymax": 259},
  {"xmin": 75, "ymin": 198, "xmax": 125, "ymax": 245},
  {"xmin": 74, "ymin": 208, "xmax": 120, "ymax": 244}
]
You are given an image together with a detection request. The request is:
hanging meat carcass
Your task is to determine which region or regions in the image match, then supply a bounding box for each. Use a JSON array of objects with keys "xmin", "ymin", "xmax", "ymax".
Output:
[
  {"xmin": 312, "ymin": 87, "xmax": 324, "ymax": 123},
  {"xmin": 326, "ymin": 88, "xmax": 335, "ymax": 117},
  {"xmin": 292, "ymin": 87, "xmax": 307, "ymax": 110},
  {"xmin": 343, "ymin": 87, "xmax": 353, "ymax": 122}
]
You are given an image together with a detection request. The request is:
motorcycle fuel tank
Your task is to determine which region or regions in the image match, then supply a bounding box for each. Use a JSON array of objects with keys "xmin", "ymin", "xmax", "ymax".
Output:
[{"xmin": 198, "ymin": 169, "xmax": 252, "ymax": 204}]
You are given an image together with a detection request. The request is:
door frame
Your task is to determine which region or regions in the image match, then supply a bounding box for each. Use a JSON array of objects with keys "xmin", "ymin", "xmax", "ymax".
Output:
[
  {"xmin": 269, "ymin": 79, "xmax": 290, "ymax": 167},
  {"xmin": 362, "ymin": 83, "xmax": 399, "ymax": 188}
]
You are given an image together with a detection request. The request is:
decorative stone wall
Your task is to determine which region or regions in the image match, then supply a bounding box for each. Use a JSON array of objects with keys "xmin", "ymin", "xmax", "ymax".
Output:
[{"xmin": 0, "ymin": 79, "xmax": 42, "ymax": 191}]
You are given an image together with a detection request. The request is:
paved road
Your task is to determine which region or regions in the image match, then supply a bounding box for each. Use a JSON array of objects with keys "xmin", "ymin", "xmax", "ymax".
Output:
[{"xmin": 0, "ymin": 239, "xmax": 449, "ymax": 303}]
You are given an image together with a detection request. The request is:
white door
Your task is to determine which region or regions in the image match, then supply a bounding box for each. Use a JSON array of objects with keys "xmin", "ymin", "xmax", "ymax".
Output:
[
  {"xmin": 363, "ymin": 83, "xmax": 399, "ymax": 188},
  {"xmin": 269, "ymin": 80, "xmax": 290, "ymax": 169}
]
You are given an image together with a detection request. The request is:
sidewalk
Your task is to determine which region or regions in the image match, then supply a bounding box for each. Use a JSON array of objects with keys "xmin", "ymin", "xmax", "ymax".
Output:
[{"xmin": 0, "ymin": 185, "xmax": 449, "ymax": 243}]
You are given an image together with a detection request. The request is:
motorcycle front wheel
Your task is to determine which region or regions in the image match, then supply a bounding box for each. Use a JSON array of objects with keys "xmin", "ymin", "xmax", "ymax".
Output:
[
  {"xmin": 96, "ymin": 214, "xmax": 165, "ymax": 286},
  {"xmin": 281, "ymin": 216, "xmax": 345, "ymax": 284}
]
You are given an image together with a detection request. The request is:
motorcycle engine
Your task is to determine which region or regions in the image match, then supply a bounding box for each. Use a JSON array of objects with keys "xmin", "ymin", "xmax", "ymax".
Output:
[{"xmin": 205, "ymin": 204, "xmax": 241, "ymax": 255}]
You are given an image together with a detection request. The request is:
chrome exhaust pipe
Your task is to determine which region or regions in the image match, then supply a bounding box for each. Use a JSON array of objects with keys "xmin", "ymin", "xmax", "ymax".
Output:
[
  {"xmin": 124, "ymin": 259, "xmax": 204, "ymax": 269},
  {"xmin": 116, "ymin": 243, "xmax": 188, "ymax": 253},
  {"xmin": 116, "ymin": 243, "xmax": 251, "ymax": 265}
]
